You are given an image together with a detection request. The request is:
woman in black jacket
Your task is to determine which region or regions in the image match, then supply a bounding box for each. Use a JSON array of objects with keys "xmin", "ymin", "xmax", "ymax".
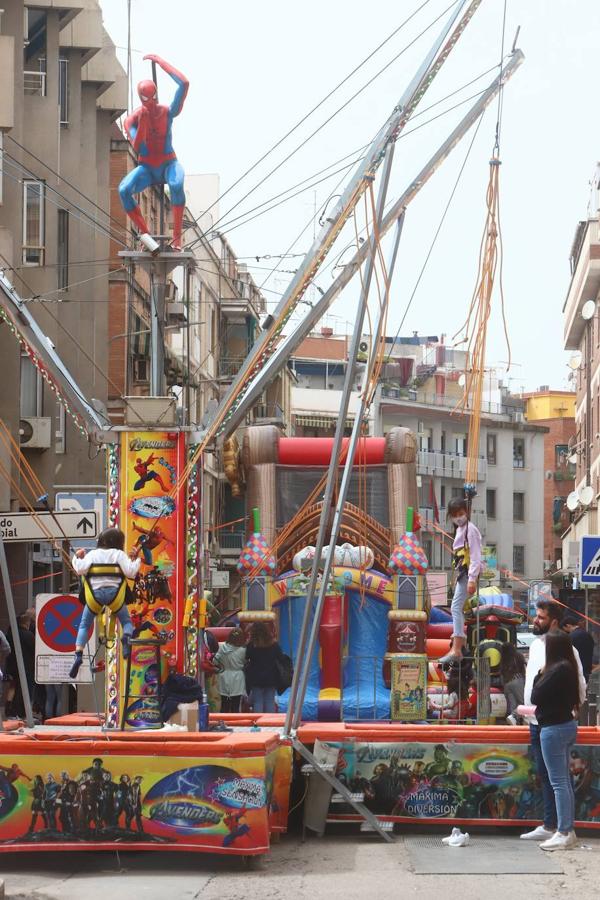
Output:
[
  {"xmin": 245, "ymin": 622, "xmax": 284, "ymax": 713},
  {"xmin": 531, "ymin": 629, "xmax": 579, "ymax": 851}
]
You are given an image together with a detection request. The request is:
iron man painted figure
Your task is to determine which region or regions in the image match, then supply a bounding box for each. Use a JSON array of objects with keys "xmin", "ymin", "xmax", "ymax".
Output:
[{"xmin": 119, "ymin": 54, "xmax": 189, "ymax": 250}]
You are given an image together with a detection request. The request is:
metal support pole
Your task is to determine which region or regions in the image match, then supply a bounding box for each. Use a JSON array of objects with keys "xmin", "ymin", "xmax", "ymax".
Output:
[
  {"xmin": 291, "ymin": 185, "xmax": 402, "ymax": 731},
  {"xmin": 284, "ymin": 144, "xmax": 395, "ymax": 736},
  {"xmin": 292, "ymin": 738, "xmax": 393, "ymax": 843},
  {"xmin": 150, "ymin": 265, "xmax": 168, "ymax": 397},
  {"xmin": 0, "ymin": 536, "xmax": 34, "ymax": 726}
]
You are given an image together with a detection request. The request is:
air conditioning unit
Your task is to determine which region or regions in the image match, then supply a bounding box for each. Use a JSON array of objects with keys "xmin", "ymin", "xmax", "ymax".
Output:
[
  {"xmin": 133, "ymin": 357, "xmax": 149, "ymax": 383},
  {"xmin": 19, "ymin": 417, "xmax": 52, "ymax": 449},
  {"xmin": 167, "ymin": 302, "xmax": 188, "ymax": 324}
]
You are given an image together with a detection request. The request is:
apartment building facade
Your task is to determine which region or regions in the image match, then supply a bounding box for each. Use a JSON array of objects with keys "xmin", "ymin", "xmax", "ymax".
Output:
[
  {"xmin": 0, "ymin": 0, "xmax": 126, "ymax": 605},
  {"xmin": 289, "ymin": 330, "xmax": 546, "ymax": 583},
  {"xmin": 562, "ymin": 164, "xmax": 600, "ymax": 559}
]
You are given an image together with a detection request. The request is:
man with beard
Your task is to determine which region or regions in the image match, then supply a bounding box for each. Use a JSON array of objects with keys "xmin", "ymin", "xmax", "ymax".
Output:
[{"xmin": 520, "ymin": 599, "xmax": 586, "ymax": 842}]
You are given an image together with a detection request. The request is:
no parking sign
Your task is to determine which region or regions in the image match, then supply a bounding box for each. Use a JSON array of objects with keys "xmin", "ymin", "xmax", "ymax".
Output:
[{"xmin": 35, "ymin": 593, "xmax": 96, "ymax": 683}]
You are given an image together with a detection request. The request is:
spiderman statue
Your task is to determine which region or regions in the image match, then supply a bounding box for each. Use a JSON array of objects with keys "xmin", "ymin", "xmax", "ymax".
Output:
[{"xmin": 119, "ymin": 54, "xmax": 189, "ymax": 251}]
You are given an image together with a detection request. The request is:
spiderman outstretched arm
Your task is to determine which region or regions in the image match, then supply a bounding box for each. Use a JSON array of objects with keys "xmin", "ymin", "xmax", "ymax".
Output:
[{"xmin": 143, "ymin": 54, "xmax": 189, "ymax": 117}]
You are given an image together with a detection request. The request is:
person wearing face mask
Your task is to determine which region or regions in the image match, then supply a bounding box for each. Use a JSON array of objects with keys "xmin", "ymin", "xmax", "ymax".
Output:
[
  {"xmin": 519, "ymin": 599, "xmax": 586, "ymax": 845},
  {"xmin": 439, "ymin": 498, "xmax": 483, "ymax": 665}
]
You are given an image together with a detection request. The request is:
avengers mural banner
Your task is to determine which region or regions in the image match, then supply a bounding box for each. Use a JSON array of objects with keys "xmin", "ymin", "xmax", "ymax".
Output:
[
  {"xmin": 0, "ymin": 748, "xmax": 291, "ymax": 853},
  {"xmin": 119, "ymin": 431, "xmax": 185, "ymax": 727},
  {"xmin": 326, "ymin": 741, "xmax": 600, "ymax": 824}
]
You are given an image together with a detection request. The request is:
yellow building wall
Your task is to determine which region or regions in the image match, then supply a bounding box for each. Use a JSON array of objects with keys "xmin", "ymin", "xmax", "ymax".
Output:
[{"xmin": 525, "ymin": 393, "xmax": 576, "ymax": 421}]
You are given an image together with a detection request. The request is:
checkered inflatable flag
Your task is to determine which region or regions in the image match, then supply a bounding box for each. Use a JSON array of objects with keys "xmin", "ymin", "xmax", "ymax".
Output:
[
  {"xmin": 387, "ymin": 506, "xmax": 428, "ymax": 576},
  {"xmin": 237, "ymin": 532, "xmax": 276, "ymax": 576}
]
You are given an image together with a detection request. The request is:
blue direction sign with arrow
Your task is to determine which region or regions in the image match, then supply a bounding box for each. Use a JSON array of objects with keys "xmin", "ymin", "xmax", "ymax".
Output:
[
  {"xmin": 55, "ymin": 491, "xmax": 106, "ymax": 549},
  {"xmin": 580, "ymin": 536, "xmax": 600, "ymax": 584}
]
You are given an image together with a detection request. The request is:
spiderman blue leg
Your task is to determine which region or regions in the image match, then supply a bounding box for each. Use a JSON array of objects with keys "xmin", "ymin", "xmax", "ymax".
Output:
[
  {"xmin": 165, "ymin": 160, "xmax": 186, "ymax": 249},
  {"xmin": 119, "ymin": 164, "xmax": 159, "ymax": 236}
]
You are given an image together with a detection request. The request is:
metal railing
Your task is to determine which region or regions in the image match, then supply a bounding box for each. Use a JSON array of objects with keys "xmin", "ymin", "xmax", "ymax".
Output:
[
  {"xmin": 381, "ymin": 386, "xmax": 504, "ymax": 416},
  {"xmin": 253, "ymin": 402, "xmax": 285, "ymax": 423},
  {"xmin": 341, "ymin": 653, "xmax": 492, "ymax": 723},
  {"xmin": 417, "ymin": 449, "xmax": 487, "ymax": 481},
  {"xmin": 216, "ymin": 531, "xmax": 245, "ymax": 552},
  {"xmin": 218, "ymin": 356, "xmax": 247, "ymax": 378},
  {"xmin": 24, "ymin": 71, "xmax": 46, "ymax": 96}
]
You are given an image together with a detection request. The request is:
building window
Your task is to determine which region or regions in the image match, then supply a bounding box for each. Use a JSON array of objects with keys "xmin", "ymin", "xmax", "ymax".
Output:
[
  {"xmin": 57, "ymin": 209, "xmax": 69, "ymax": 290},
  {"xmin": 440, "ymin": 430, "xmax": 446, "ymax": 452},
  {"xmin": 451, "ymin": 486, "xmax": 463, "ymax": 499},
  {"xmin": 455, "ymin": 433, "xmax": 467, "ymax": 456},
  {"xmin": 440, "ymin": 484, "xmax": 446, "ymax": 508},
  {"xmin": 20, "ymin": 353, "xmax": 42, "ymax": 416},
  {"xmin": 513, "ymin": 544, "xmax": 525, "ymax": 575},
  {"xmin": 486, "ymin": 489, "xmax": 496, "ymax": 519},
  {"xmin": 513, "ymin": 491, "xmax": 525, "ymax": 521},
  {"xmin": 555, "ymin": 444, "xmax": 569, "ymax": 468},
  {"xmin": 513, "ymin": 436, "xmax": 525, "ymax": 468},
  {"xmin": 486, "ymin": 433, "xmax": 497, "ymax": 465},
  {"xmin": 22, "ymin": 179, "xmax": 45, "ymax": 265},
  {"xmin": 59, "ymin": 57, "xmax": 69, "ymax": 125}
]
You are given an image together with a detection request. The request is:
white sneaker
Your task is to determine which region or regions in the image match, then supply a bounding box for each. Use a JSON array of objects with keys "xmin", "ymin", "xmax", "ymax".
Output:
[
  {"xmin": 520, "ymin": 825, "xmax": 555, "ymax": 841},
  {"xmin": 449, "ymin": 831, "xmax": 470, "ymax": 847},
  {"xmin": 442, "ymin": 827, "xmax": 461, "ymax": 845},
  {"xmin": 540, "ymin": 831, "xmax": 577, "ymax": 851}
]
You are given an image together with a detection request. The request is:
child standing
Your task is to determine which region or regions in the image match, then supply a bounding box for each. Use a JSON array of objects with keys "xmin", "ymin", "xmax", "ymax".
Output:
[
  {"xmin": 70, "ymin": 527, "xmax": 140, "ymax": 678},
  {"xmin": 213, "ymin": 628, "xmax": 247, "ymax": 713},
  {"xmin": 440, "ymin": 498, "xmax": 483, "ymax": 664}
]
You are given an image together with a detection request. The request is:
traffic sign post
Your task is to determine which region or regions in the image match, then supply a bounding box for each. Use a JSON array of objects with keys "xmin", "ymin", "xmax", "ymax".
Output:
[
  {"xmin": 0, "ymin": 511, "xmax": 97, "ymax": 542},
  {"xmin": 35, "ymin": 593, "xmax": 96, "ymax": 684},
  {"xmin": 579, "ymin": 535, "xmax": 600, "ymax": 584},
  {"xmin": 55, "ymin": 491, "xmax": 106, "ymax": 550}
]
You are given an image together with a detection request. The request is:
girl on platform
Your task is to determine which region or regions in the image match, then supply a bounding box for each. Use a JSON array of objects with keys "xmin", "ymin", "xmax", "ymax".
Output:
[{"xmin": 440, "ymin": 498, "xmax": 483, "ymax": 665}]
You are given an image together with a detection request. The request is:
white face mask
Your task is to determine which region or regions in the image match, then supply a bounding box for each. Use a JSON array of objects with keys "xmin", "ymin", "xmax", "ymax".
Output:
[{"xmin": 452, "ymin": 515, "xmax": 467, "ymax": 526}]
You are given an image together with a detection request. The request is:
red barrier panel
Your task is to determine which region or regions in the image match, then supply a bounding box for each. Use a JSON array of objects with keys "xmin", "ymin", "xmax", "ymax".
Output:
[{"xmin": 278, "ymin": 437, "xmax": 385, "ymax": 466}]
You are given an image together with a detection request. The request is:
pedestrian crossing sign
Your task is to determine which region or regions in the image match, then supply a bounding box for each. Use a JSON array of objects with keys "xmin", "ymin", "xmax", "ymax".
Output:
[{"xmin": 579, "ymin": 535, "xmax": 600, "ymax": 584}]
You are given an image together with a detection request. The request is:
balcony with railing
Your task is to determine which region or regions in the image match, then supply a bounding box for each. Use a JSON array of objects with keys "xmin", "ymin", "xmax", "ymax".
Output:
[
  {"xmin": 214, "ymin": 531, "xmax": 245, "ymax": 560},
  {"xmin": 252, "ymin": 403, "xmax": 286, "ymax": 427},
  {"xmin": 417, "ymin": 449, "xmax": 487, "ymax": 482},
  {"xmin": 218, "ymin": 356, "xmax": 247, "ymax": 379},
  {"xmin": 381, "ymin": 386, "xmax": 504, "ymax": 416}
]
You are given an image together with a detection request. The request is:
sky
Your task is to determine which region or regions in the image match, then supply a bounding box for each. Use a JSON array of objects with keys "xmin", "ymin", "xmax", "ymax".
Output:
[{"xmin": 99, "ymin": 0, "xmax": 600, "ymax": 394}]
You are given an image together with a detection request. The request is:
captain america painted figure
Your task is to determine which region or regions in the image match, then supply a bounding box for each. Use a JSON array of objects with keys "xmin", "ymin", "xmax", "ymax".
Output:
[{"xmin": 119, "ymin": 54, "xmax": 189, "ymax": 250}]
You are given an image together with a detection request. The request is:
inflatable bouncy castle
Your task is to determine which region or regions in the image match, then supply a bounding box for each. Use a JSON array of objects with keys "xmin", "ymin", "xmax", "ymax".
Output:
[{"xmin": 230, "ymin": 425, "xmax": 523, "ymax": 722}]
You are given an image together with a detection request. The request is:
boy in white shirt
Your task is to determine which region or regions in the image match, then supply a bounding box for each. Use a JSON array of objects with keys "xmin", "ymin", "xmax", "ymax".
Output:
[{"xmin": 70, "ymin": 527, "xmax": 140, "ymax": 678}]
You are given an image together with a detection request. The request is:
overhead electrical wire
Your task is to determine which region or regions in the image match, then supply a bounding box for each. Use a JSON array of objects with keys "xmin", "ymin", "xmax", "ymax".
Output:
[
  {"xmin": 193, "ymin": 0, "xmax": 438, "ymax": 227},
  {"xmin": 198, "ymin": 0, "xmax": 462, "ymax": 241}
]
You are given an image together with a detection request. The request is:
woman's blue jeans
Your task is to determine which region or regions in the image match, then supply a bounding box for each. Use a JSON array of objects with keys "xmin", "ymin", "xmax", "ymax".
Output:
[
  {"xmin": 250, "ymin": 687, "xmax": 276, "ymax": 713},
  {"xmin": 540, "ymin": 719, "xmax": 577, "ymax": 833},
  {"xmin": 76, "ymin": 586, "xmax": 133, "ymax": 649}
]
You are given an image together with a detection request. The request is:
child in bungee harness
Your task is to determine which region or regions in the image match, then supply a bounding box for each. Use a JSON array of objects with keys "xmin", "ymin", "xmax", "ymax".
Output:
[
  {"xmin": 439, "ymin": 497, "xmax": 483, "ymax": 665},
  {"xmin": 69, "ymin": 527, "xmax": 140, "ymax": 679}
]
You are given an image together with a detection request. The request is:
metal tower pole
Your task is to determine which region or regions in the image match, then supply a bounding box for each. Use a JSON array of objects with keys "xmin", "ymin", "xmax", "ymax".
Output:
[
  {"xmin": 283, "ymin": 142, "xmax": 395, "ymax": 736},
  {"xmin": 291, "ymin": 212, "xmax": 405, "ymax": 729}
]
